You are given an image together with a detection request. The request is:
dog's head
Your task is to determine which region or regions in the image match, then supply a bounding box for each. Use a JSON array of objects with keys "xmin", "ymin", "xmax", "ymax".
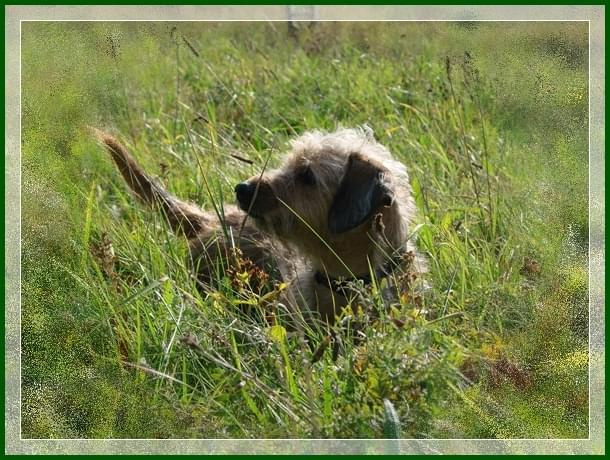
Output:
[{"xmin": 235, "ymin": 129, "xmax": 401, "ymax": 258}]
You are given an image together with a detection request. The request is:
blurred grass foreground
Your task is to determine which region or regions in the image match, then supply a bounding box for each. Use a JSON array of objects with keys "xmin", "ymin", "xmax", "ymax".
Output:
[{"xmin": 21, "ymin": 21, "xmax": 589, "ymax": 439}]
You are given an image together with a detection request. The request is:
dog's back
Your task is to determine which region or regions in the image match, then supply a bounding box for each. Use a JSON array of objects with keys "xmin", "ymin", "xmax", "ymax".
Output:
[{"xmin": 93, "ymin": 129, "xmax": 281, "ymax": 292}]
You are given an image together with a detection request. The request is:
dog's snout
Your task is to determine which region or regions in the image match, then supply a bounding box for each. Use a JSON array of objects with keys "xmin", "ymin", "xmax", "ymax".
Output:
[
  {"xmin": 235, "ymin": 180, "xmax": 279, "ymax": 215},
  {"xmin": 235, "ymin": 182, "xmax": 254, "ymax": 204}
]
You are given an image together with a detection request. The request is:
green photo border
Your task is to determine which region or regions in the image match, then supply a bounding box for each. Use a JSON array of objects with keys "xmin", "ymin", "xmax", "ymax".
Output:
[{"xmin": 5, "ymin": 4, "xmax": 605, "ymax": 455}]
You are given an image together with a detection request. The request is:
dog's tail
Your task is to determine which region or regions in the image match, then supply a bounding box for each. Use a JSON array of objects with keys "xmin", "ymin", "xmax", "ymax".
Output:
[{"xmin": 91, "ymin": 128, "xmax": 210, "ymax": 239}]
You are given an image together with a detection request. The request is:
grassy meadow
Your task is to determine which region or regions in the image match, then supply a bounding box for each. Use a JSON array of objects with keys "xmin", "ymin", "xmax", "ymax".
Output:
[{"xmin": 21, "ymin": 21, "xmax": 589, "ymax": 439}]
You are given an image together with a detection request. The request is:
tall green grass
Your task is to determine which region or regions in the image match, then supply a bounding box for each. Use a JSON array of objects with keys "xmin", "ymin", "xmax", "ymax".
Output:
[{"xmin": 21, "ymin": 21, "xmax": 588, "ymax": 438}]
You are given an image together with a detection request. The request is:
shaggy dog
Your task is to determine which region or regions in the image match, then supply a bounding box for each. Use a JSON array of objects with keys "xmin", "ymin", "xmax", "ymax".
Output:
[{"xmin": 94, "ymin": 127, "xmax": 424, "ymax": 328}]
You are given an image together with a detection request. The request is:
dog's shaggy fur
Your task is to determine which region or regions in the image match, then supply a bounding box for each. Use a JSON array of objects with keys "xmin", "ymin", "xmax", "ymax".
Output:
[{"xmin": 95, "ymin": 127, "xmax": 424, "ymax": 327}]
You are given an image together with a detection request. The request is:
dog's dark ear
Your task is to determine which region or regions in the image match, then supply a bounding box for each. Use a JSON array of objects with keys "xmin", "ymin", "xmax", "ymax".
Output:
[{"xmin": 328, "ymin": 153, "xmax": 394, "ymax": 234}]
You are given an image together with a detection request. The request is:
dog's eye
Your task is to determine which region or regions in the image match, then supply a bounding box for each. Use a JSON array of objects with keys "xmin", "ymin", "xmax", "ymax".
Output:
[{"xmin": 298, "ymin": 165, "xmax": 316, "ymax": 185}]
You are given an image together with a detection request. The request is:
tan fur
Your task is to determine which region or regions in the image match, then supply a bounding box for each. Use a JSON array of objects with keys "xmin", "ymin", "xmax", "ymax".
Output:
[{"xmin": 94, "ymin": 127, "xmax": 424, "ymax": 327}]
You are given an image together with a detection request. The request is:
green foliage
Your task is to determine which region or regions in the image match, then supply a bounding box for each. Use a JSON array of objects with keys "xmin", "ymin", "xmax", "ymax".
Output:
[{"xmin": 21, "ymin": 22, "xmax": 588, "ymax": 439}]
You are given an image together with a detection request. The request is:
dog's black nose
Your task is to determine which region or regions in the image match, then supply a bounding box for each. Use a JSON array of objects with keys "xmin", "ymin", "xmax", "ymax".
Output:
[
  {"xmin": 235, "ymin": 180, "xmax": 278, "ymax": 215},
  {"xmin": 235, "ymin": 182, "xmax": 254, "ymax": 206}
]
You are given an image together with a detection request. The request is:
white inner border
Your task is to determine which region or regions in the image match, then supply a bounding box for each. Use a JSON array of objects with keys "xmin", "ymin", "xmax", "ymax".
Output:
[{"xmin": 5, "ymin": 5, "xmax": 605, "ymax": 455}]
